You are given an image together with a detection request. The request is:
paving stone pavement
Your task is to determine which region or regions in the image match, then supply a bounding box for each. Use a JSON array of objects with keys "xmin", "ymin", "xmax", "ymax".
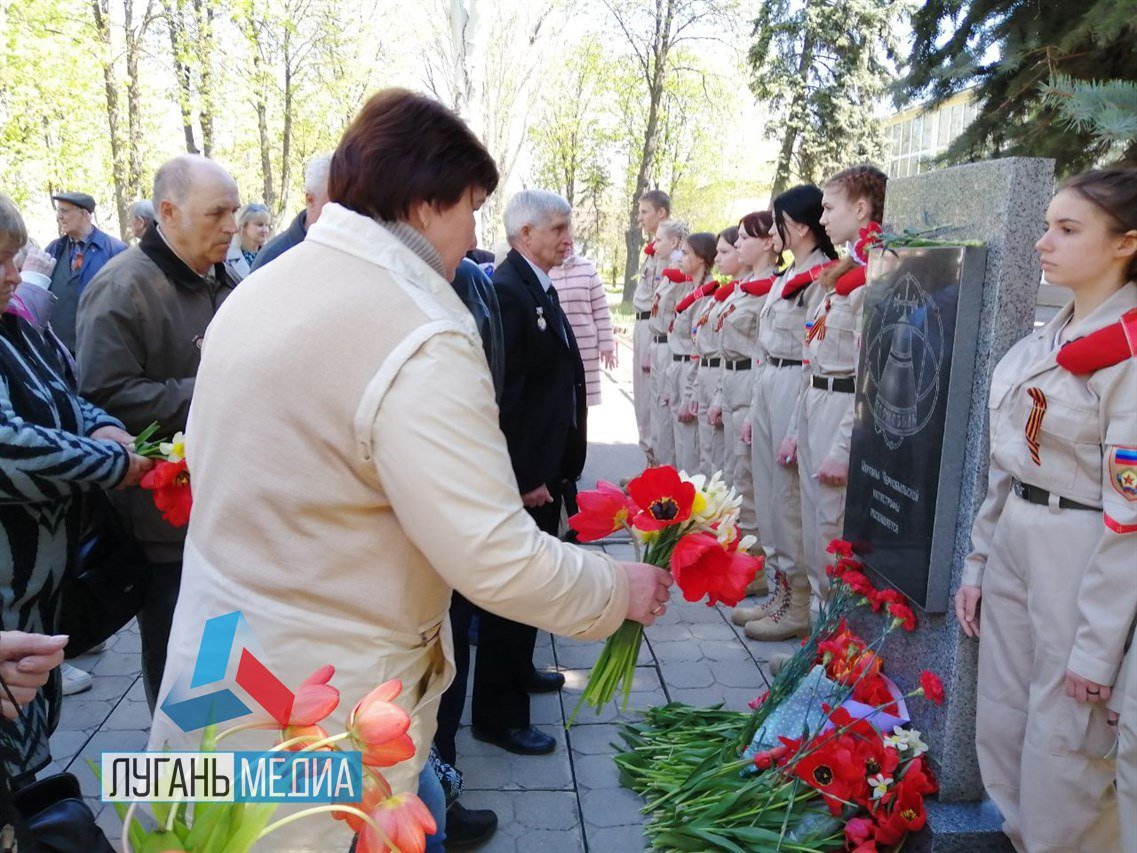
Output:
[{"xmin": 50, "ymin": 339, "xmax": 790, "ymax": 850}]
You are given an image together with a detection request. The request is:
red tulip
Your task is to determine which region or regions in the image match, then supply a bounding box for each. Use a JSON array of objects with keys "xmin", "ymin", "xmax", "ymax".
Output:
[
  {"xmin": 347, "ymin": 680, "xmax": 415, "ymax": 767},
  {"xmin": 290, "ymin": 665, "xmax": 339, "ymax": 727},
  {"xmin": 669, "ymin": 532, "xmax": 760, "ymax": 607},
  {"xmin": 140, "ymin": 459, "xmax": 192, "ymax": 527},
  {"xmin": 844, "ymin": 816, "xmax": 878, "ymax": 853},
  {"xmin": 568, "ymin": 481, "xmax": 632, "ymax": 542},
  {"xmin": 627, "ymin": 466, "xmax": 696, "ymax": 531},
  {"xmin": 279, "ymin": 724, "xmax": 330, "ymax": 753},
  {"xmin": 332, "ymin": 769, "xmax": 393, "ymax": 833},
  {"xmin": 357, "ymin": 793, "xmax": 437, "ymax": 853}
]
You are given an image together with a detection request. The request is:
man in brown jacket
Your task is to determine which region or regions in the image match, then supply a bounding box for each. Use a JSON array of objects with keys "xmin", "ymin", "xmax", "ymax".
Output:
[{"xmin": 76, "ymin": 154, "xmax": 240, "ymax": 708}]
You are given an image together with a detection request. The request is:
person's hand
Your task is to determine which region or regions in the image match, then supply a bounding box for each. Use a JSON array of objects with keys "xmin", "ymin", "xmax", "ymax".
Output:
[
  {"xmin": 521, "ymin": 484, "xmax": 554, "ymax": 507},
  {"xmin": 1066, "ymin": 670, "xmax": 1111, "ymax": 705},
  {"xmin": 1108, "ymin": 709, "xmax": 1120, "ymax": 728},
  {"xmin": 20, "ymin": 249, "xmax": 55, "ymax": 278},
  {"xmin": 641, "ymin": 355, "xmax": 651, "ymax": 373},
  {"xmin": 818, "ymin": 457, "xmax": 848, "ymax": 487},
  {"xmin": 740, "ymin": 420, "xmax": 752, "ymax": 446},
  {"xmin": 777, "ymin": 437, "xmax": 797, "ymax": 467},
  {"xmin": 677, "ymin": 402, "xmax": 696, "ymax": 423},
  {"xmin": 955, "ymin": 584, "xmax": 981, "ymax": 638},
  {"xmin": 91, "ymin": 425, "xmax": 136, "ymax": 448},
  {"xmin": 621, "ymin": 562, "xmax": 674, "ymax": 626},
  {"xmin": 0, "ymin": 632, "xmax": 67, "ymax": 720},
  {"xmin": 660, "ymin": 393, "xmax": 671, "ymax": 408},
  {"xmin": 116, "ymin": 453, "xmax": 154, "ymax": 489},
  {"xmin": 707, "ymin": 405, "xmax": 723, "ymax": 427},
  {"xmin": 602, "ymin": 350, "xmax": 618, "ymax": 370}
]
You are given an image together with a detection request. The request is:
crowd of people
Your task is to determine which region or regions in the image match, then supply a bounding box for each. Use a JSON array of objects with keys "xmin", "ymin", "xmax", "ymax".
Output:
[{"xmin": 0, "ymin": 80, "xmax": 1133, "ymax": 853}]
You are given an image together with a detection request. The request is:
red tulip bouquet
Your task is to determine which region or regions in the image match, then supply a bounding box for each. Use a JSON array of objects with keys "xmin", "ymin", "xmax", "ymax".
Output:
[
  {"xmin": 132, "ymin": 423, "xmax": 193, "ymax": 527},
  {"xmin": 568, "ymin": 466, "xmax": 763, "ymax": 719}
]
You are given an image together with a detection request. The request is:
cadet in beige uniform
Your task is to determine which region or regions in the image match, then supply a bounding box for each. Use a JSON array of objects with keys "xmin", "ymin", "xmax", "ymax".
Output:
[
  {"xmin": 791, "ymin": 166, "xmax": 887, "ymax": 599},
  {"xmin": 647, "ymin": 222, "xmax": 687, "ymax": 467},
  {"xmin": 956, "ymin": 170, "xmax": 1137, "ymax": 853},
  {"xmin": 670, "ymin": 233, "xmax": 716, "ymax": 475},
  {"xmin": 693, "ymin": 272, "xmax": 725, "ymax": 476},
  {"xmin": 738, "ymin": 185, "xmax": 837, "ymax": 642},
  {"xmin": 632, "ymin": 190, "xmax": 672, "ymax": 464}
]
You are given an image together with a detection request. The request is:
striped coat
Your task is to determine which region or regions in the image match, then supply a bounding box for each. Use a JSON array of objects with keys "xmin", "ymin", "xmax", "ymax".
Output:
[
  {"xmin": 550, "ymin": 254, "xmax": 615, "ymax": 405},
  {"xmin": 0, "ymin": 313, "xmax": 128, "ymax": 782}
]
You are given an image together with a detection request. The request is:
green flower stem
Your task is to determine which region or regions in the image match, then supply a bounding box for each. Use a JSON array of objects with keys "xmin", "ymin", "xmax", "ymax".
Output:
[
  {"xmin": 258, "ymin": 804, "xmax": 379, "ymax": 841},
  {"xmin": 273, "ymin": 731, "xmax": 350, "ymax": 752}
]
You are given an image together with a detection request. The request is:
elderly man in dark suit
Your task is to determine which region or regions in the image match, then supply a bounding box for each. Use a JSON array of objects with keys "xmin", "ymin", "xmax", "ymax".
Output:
[{"xmin": 470, "ymin": 189, "xmax": 587, "ymax": 756}]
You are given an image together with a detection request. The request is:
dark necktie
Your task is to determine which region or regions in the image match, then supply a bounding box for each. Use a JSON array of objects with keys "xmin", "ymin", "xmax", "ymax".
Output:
[{"xmin": 546, "ymin": 284, "xmax": 569, "ymax": 346}]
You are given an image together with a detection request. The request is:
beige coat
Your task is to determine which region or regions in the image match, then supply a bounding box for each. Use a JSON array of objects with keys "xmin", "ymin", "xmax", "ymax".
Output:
[
  {"xmin": 964, "ymin": 284, "xmax": 1137, "ymax": 852},
  {"xmin": 147, "ymin": 205, "xmax": 628, "ymax": 850}
]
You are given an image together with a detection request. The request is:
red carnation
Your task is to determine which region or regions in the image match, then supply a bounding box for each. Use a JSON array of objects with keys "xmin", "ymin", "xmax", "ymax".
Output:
[
  {"xmin": 643, "ymin": 241, "xmax": 656, "ymax": 256},
  {"xmin": 140, "ymin": 458, "xmax": 192, "ymax": 527},
  {"xmin": 568, "ymin": 480, "xmax": 632, "ymax": 542},
  {"xmin": 670, "ymin": 532, "xmax": 761, "ymax": 607},
  {"xmin": 919, "ymin": 670, "xmax": 945, "ymax": 705},
  {"xmin": 854, "ymin": 222, "xmax": 883, "ymax": 264},
  {"xmin": 826, "ymin": 538, "xmax": 854, "ymax": 559},
  {"xmin": 627, "ymin": 466, "xmax": 696, "ymax": 531},
  {"xmin": 868, "ymin": 587, "xmax": 904, "ymax": 613},
  {"xmin": 887, "ymin": 601, "xmax": 918, "ymax": 632},
  {"xmin": 840, "ymin": 569, "xmax": 878, "ymax": 600}
]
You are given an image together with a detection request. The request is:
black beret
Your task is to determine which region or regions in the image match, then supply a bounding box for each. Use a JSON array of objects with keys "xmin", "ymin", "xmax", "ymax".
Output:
[{"xmin": 51, "ymin": 192, "xmax": 96, "ymax": 213}]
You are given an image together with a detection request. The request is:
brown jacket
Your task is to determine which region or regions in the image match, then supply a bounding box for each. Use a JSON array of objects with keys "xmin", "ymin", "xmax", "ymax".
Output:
[{"xmin": 76, "ymin": 225, "xmax": 236, "ymax": 562}]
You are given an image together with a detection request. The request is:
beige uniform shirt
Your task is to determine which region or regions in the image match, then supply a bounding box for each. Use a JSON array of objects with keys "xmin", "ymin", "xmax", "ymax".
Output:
[
  {"xmin": 963, "ymin": 283, "xmax": 1137, "ymax": 686},
  {"xmin": 633, "ymin": 244, "xmax": 664, "ymax": 313},
  {"xmin": 756, "ymin": 248, "xmax": 829, "ymax": 364},
  {"xmin": 649, "ymin": 271, "xmax": 682, "ymax": 338}
]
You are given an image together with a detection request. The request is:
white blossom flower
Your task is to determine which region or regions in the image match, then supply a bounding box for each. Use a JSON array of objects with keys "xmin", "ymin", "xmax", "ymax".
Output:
[
  {"xmin": 159, "ymin": 431, "xmax": 186, "ymax": 462},
  {"xmin": 883, "ymin": 726, "xmax": 928, "ymax": 757},
  {"xmin": 868, "ymin": 773, "xmax": 893, "ymax": 800}
]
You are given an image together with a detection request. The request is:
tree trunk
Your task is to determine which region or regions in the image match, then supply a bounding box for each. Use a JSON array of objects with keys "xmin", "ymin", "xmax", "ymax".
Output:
[
  {"xmin": 279, "ymin": 52, "xmax": 294, "ymax": 222},
  {"xmin": 771, "ymin": 27, "xmax": 814, "ymax": 197},
  {"xmin": 91, "ymin": 0, "xmax": 131, "ymax": 239},
  {"xmin": 164, "ymin": 0, "xmax": 198, "ymax": 154},
  {"xmin": 125, "ymin": 0, "xmax": 152, "ymax": 201},
  {"xmin": 194, "ymin": 0, "xmax": 215, "ymax": 157}
]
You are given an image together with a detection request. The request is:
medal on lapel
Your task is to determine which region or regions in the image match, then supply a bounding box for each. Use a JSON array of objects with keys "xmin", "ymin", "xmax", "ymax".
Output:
[{"xmin": 536, "ymin": 306, "xmax": 548, "ymax": 331}]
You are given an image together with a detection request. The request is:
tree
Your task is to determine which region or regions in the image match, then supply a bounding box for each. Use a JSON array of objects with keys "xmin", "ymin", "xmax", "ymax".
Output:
[
  {"xmin": 748, "ymin": 0, "xmax": 896, "ymax": 198},
  {"xmin": 602, "ymin": 0, "xmax": 734, "ymax": 302},
  {"xmin": 902, "ymin": 0, "xmax": 1137, "ymax": 173},
  {"xmin": 1041, "ymin": 76, "xmax": 1137, "ymax": 163}
]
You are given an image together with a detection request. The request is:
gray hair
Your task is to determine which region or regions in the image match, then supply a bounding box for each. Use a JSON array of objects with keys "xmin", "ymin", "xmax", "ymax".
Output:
[
  {"xmin": 304, "ymin": 154, "xmax": 332, "ymax": 195},
  {"xmin": 503, "ymin": 190, "xmax": 571, "ymax": 241},
  {"xmin": 128, "ymin": 199, "xmax": 154, "ymax": 223},
  {"xmin": 0, "ymin": 194, "xmax": 27, "ymax": 249},
  {"xmin": 237, "ymin": 203, "xmax": 270, "ymax": 230}
]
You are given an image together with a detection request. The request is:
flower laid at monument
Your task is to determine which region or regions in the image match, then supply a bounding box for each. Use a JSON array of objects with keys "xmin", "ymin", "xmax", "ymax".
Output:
[
  {"xmin": 568, "ymin": 466, "xmax": 763, "ymax": 718},
  {"xmin": 613, "ymin": 541, "xmax": 944, "ymax": 852},
  {"xmin": 134, "ymin": 423, "xmax": 194, "ymax": 527},
  {"xmin": 109, "ymin": 672, "xmax": 434, "ymax": 853}
]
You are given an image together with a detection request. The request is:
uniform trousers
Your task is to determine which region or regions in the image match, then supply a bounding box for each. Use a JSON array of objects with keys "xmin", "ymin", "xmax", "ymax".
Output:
[
  {"xmin": 633, "ymin": 319, "xmax": 654, "ymax": 463},
  {"xmin": 671, "ymin": 358, "xmax": 700, "ymax": 475},
  {"xmin": 650, "ymin": 342, "xmax": 675, "ymax": 466},
  {"xmin": 750, "ymin": 364, "xmax": 805, "ymax": 587},
  {"xmin": 1117, "ymin": 648, "xmax": 1137, "ymax": 853},
  {"xmin": 470, "ymin": 491, "xmax": 562, "ymax": 733},
  {"xmin": 976, "ymin": 495, "xmax": 1119, "ymax": 852},
  {"xmin": 722, "ymin": 368, "xmax": 759, "ymax": 539},
  {"xmin": 796, "ymin": 385, "xmax": 852, "ymax": 599},
  {"xmin": 696, "ymin": 365, "xmax": 725, "ymax": 476}
]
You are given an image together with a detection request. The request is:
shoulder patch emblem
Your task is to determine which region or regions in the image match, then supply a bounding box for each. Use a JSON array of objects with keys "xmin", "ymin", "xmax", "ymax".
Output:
[{"xmin": 1110, "ymin": 446, "xmax": 1137, "ymax": 501}]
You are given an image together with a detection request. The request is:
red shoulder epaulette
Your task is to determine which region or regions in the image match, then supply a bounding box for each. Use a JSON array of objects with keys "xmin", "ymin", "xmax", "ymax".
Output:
[
  {"xmin": 660, "ymin": 267, "xmax": 689, "ymax": 284},
  {"xmin": 1056, "ymin": 308, "xmax": 1137, "ymax": 374},
  {"xmin": 835, "ymin": 265, "xmax": 867, "ymax": 296},
  {"xmin": 644, "ymin": 241, "xmax": 656, "ymax": 257},
  {"xmin": 781, "ymin": 259, "xmax": 840, "ymax": 299},
  {"xmin": 715, "ymin": 280, "xmax": 737, "ymax": 302},
  {"xmin": 675, "ymin": 281, "xmax": 719, "ymax": 314},
  {"xmin": 741, "ymin": 275, "xmax": 777, "ymax": 297}
]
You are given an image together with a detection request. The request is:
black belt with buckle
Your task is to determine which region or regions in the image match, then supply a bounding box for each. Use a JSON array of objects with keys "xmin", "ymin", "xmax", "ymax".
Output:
[
  {"xmin": 812, "ymin": 375, "xmax": 855, "ymax": 393},
  {"xmin": 1012, "ymin": 479, "xmax": 1097, "ymax": 511},
  {"xmin": 653, "ymin": 334, "xmax": 668, "ymax": 343},
  {"xmin": 725, "ymin": 359, "xmax": 751, "ymax": 371},
  {"xmin": 672, "ymin": 354, "xmax": 688, "ymax": 362},
  {"xmin": 767, "ymin": 357, "xmax": 803, "ymax": 368},
  {"xmin": 699, "ymin": 357, "xmax": 721, "ymax": 368},
  {"xmin": 636, "ymin": 311, "xmax": 651, "ymax": 320}
]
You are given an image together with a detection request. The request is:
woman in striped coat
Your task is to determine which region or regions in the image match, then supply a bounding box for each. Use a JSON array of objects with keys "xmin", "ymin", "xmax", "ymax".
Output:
[{"xmin": 551, "ymin": 248, "xmax": 617, "ymax": 406}]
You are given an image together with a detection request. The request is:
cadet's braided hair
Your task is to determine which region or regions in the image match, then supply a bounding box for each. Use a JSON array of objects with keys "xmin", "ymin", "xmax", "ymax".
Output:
[
  {"xmin": 1061, "ymin": 169, "xmax": 1137, "ymax": 280},
  {"xmin": 824, "ymin": 164, "xmax": 888, "ymax": 224},
  {"xmin": 686, "ymin": 232, "xmax": 718, "ymax": 281}
]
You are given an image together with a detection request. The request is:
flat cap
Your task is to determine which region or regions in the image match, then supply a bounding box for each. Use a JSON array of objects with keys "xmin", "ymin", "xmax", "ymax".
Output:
[{"xmin": 51, "ymin": 192, "xmax": 96, "ymax": 213}]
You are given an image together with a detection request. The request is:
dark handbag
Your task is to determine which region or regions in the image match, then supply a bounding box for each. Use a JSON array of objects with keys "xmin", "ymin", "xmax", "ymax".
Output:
[
  {"xmin": 0, "ymin": 680, "xmax": 116, "ymax": 853},
  {"xmin": 58, "ymin": 490, "xmax": 147, "ymax": 659}
]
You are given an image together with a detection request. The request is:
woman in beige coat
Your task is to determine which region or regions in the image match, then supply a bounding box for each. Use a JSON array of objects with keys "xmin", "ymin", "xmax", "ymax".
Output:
[
  {"xmin": 147, "ymin": 89, "xmax": 671, "ymax": 851},
  {"xmin": 956, "ymin": 169, "xmax": 1137, "ymax": 852}
]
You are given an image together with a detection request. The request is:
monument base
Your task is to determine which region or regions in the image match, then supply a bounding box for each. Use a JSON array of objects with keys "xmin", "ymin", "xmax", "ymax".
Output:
[{"xmin": 907, "ymin": 798, "xmax": 1015, "ymax": 852}]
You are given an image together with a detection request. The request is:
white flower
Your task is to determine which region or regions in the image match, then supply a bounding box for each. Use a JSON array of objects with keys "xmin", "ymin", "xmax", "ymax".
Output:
[
  {"xmin": 868, "ymin": 773, "xmax": 893, "ymax": 800},
  {"xmin": 159, "ymin": 431, "xmax": 186, "ymax": 462},
  {"xmin": 883, "ymin": 726, "xmax": 928, "ymax": 757}
]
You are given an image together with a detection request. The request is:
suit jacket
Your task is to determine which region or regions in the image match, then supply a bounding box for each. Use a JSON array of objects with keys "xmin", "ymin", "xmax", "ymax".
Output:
[{"xmin": 494, "ymin": 248, "xmax": 587, "ymax": 495}]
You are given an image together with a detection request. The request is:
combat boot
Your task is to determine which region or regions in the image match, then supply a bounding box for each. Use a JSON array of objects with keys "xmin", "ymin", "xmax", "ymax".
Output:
[
  {"xmin": 731, "ymin": 571, "xmax": 788, "ymax": 626},
  {"xmin": 743, "ymin": 581, "xmax": 812, "ymax": 642}
]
